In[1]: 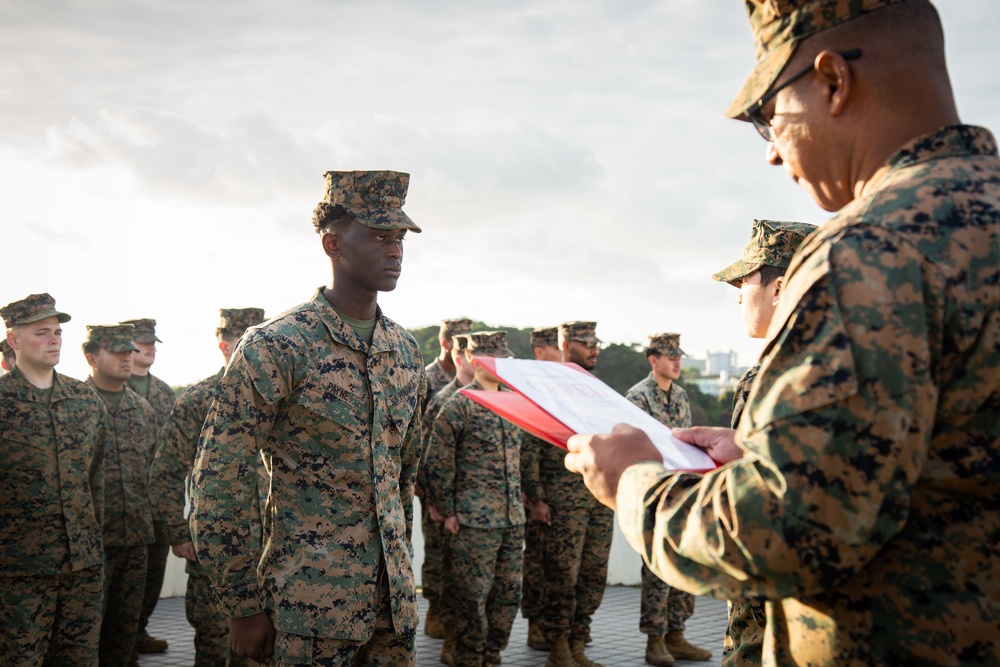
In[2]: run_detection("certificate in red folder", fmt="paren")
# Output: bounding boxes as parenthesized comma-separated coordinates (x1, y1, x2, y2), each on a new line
(460, 358, 717, 473)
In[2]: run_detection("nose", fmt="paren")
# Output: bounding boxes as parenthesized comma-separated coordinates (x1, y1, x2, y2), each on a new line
(766, 141, 783, 166)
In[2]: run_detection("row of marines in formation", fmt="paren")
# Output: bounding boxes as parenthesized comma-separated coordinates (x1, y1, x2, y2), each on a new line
(0, 215, 810, 667)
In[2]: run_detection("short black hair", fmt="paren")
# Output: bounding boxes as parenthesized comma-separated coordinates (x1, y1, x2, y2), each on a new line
(82, 341, 101, 356)
(215, 329, 241, 342)
(643, 347, 660, 359)
(312, 202, 355, 234)
(757, 264, 787, 287)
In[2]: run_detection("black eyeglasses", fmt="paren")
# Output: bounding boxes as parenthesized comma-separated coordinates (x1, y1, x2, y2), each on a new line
(745, 49, 862, 142)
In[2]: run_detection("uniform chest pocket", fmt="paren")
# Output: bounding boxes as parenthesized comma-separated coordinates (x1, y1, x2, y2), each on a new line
(381, 379, 417, 436)
(295, 371, 367, 435)
(1, 424, 50, 450)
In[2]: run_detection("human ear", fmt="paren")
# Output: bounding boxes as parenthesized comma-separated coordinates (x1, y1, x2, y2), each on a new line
(322, 231, 342, 259)
(814, 50, 853, 117)
(772, 276, 785, 306)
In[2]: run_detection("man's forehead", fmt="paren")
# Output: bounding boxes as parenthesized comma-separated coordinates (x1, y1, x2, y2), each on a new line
(19, 316, 63, 330)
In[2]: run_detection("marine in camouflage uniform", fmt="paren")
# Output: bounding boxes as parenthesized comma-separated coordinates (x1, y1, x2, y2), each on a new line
(190, 170, 426, 666)
(0, 294, 107, 667)
(417, 332, 473, 642)
(520, 326, 561, 651)
(148, 308, 265, 667)
(121, 317, 176, 657)
(424, 331, 525, 667)
(606, 2, 1000, 665)
(712, 220, 815, 666)
(625, 333, 712, 665)
(82, 324, 157, 666)
(423, 318, 473, 407)
(530, 321, 612, 667)
(418, 318, 472, 639)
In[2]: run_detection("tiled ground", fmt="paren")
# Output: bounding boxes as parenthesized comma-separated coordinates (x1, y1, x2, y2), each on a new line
(140, 587, 727, 666)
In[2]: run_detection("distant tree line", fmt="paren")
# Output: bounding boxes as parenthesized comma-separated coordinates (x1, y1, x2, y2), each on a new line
(410, 323, 732, 426)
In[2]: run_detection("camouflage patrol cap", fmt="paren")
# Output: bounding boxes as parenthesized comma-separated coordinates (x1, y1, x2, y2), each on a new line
(85, 324, 140, 353)
(1, 338, 14, 360)
(725, 0, 906, 119)
(558, 321, 601, 347)
(1, 293, 71, 327)
(440, 318, 473, 339)
(530, 326, 559, 349)
(218, 308, 265, 336)
(119, 318, 161, 344)
(322, 170, 422, 233)
(452, 333, 471, 351)
(648, 332, 686, 358)
(713, 219, 817, 286)
(467, 331, 514, 358)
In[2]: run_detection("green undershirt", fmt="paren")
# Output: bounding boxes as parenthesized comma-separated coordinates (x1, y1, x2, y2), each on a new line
(96, 386, 124, 411)
(333, 306, 377, 347)
(129, 373, 150, 398)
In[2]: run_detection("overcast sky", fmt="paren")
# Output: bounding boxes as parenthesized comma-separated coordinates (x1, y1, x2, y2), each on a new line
(2, 1, 998, 387)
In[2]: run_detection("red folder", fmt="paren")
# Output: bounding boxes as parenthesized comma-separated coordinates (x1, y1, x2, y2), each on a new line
(460, 358, 593, 449)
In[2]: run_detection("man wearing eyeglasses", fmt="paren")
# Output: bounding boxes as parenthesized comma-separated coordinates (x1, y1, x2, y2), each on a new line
(565, 1, 999, 665)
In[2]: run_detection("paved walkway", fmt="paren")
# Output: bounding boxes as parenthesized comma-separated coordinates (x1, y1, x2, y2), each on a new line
(140, 587, 727, 666)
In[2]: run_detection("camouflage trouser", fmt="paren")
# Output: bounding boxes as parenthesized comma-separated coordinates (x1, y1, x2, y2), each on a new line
(520, 519, 547, 620)
(272, 572, 415, 667)
(540, 501, 613, 643)
(639, 563, 694, 634)
(436, 530, 455, 627)
(186, 561, 259, 667)
(722, 599, 765, 666)
(137, 535, 170, 640)
(0, 563, 104, 667)
(420, 502, 445, 607)
(101, 544, 148, 666)
(447, 523, 525, 667)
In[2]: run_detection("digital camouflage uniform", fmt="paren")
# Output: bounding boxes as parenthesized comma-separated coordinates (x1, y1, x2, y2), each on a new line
(520, 327, 559, 629)
(417, 331, 471, 636)
(424, 331, 525, 667)
(121, 317, 176, 649)
(193, 169, 425, 667)
(0, 294, 107, 667)
(618, 123, 1000, 664)
(713, 220, 815, 667)
(625, 334, 695, 640)
(530, 321, 613, 649)
(417, 318, 472, 632)
(148, 308, 265, 667)
(83, 324, 157, 667)
(191, 288, 425, 664)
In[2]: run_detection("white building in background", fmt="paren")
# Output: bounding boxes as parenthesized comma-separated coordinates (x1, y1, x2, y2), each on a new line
(706, 350, 739, 377)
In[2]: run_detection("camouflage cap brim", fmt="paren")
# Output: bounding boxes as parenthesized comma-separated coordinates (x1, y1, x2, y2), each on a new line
(133, 334, 162, 344)
(105, 341, 141, 353)
(355, 208, 423, 233)
(724, 39, 797, 120)
(713, 258, 763, 287)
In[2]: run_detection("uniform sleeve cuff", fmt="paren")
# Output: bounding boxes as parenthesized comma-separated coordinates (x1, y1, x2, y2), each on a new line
(217, 582, 265, 619)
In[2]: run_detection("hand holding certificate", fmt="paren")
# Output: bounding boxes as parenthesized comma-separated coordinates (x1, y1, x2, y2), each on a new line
(460, 358, 717, 473)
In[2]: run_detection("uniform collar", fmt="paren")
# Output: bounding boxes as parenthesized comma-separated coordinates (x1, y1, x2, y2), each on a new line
(867, 125, 998, 195)
(309, 287, 394, 356)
